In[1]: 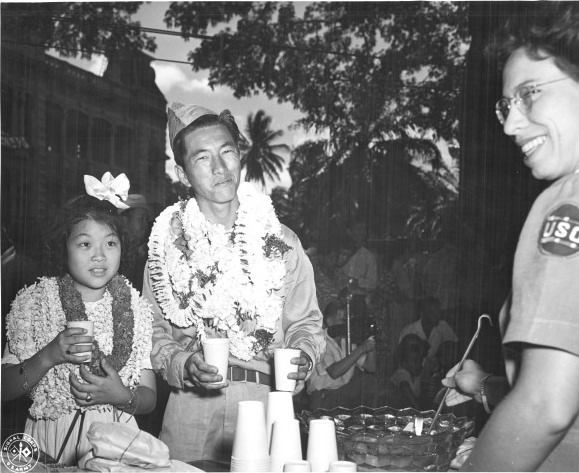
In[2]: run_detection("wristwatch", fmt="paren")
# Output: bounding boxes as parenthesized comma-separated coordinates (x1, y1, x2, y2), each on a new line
(480, 374, 493, 414)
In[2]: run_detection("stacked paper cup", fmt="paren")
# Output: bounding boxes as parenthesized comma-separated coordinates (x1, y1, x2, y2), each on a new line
(230, 401, 270, 472)
(266, 391, 295, 449)
(270, 419, 303, 471)
(231, 349, 316, 472)
(306, 419, 339, 472)
(283, 460, 312, 472)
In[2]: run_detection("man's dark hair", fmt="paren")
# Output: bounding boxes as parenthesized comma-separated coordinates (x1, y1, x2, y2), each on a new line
(172, 110, 242, 167)
(486, 2, 579, 81)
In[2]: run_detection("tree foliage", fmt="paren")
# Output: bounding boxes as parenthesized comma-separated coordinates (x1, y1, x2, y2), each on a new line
(269, 186, 301, 234)
(165, 1, 469, 149)
(241, 110, 288, 187)
(1, 2, 156, 59)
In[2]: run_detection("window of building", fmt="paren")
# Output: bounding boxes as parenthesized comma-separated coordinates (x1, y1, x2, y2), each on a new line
(66, 110, 89, 160)
(92, 118, 112, 164)
(45, 102, 63, 153)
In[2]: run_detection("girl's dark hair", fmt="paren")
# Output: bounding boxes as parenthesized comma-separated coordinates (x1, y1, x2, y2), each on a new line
(43, 195, 123, 276)
(172, 110, 242, 167)
(485, 2, 579, 81)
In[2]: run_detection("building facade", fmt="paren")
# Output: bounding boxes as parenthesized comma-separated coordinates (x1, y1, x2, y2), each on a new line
(1, 41, 168, 253)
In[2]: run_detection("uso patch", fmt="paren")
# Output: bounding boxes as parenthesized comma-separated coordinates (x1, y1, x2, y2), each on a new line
(539, 203, 579, 257)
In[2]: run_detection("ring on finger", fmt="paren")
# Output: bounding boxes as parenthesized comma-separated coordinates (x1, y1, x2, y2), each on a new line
(86, 393, 92, 403)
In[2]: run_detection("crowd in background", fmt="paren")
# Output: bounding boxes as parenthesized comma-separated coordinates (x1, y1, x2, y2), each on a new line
(301, 218, 472, 414)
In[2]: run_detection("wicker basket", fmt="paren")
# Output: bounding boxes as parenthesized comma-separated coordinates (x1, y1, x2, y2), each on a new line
(296, 406, 474, 472)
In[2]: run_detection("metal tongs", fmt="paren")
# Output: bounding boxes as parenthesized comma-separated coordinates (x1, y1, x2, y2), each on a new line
(427, 314, 492, 434)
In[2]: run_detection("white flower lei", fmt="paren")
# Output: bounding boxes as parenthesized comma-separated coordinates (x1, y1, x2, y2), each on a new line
(4, 277, 153, 421)
(148, 182, 290, 360)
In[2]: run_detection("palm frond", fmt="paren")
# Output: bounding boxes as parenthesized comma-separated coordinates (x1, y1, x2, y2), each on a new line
(241, 109, 288, 186)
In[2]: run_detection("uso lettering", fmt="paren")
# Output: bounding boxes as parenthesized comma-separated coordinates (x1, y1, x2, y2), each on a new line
(540, 204, 579, 257)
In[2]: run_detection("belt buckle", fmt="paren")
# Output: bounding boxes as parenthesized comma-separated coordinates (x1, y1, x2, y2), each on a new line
(230, 367, 264, 384)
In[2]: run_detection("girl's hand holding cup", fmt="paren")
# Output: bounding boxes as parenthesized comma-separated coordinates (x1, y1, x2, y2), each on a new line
(69, 358, 130, 407)
(45, 325, 94, 366)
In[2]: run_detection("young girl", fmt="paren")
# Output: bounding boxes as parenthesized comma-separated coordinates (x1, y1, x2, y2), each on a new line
(1, 173, 156, 466)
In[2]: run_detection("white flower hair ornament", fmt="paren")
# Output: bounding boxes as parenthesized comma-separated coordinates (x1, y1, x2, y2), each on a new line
(84, 172, 130, 209)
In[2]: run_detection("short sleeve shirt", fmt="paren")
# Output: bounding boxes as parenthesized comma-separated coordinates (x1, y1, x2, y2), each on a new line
(306, 330, 365, 393)
(500, 172, 579, 471)
(398, 319, 458, 358)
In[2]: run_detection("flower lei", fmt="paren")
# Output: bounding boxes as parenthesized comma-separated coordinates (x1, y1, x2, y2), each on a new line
(148, 182, 292, 360)
(5, 277, 152, 420)
(57, 273, 134, 376)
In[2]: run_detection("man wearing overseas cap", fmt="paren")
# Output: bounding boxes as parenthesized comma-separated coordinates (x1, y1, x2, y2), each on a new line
(143, 103, 326, 462)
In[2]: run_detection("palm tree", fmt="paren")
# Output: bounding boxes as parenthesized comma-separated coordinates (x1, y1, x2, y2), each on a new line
(241, 110, 289, 188)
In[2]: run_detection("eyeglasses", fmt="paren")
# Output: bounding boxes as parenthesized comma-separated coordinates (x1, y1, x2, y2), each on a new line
(495, 77, 571, 125)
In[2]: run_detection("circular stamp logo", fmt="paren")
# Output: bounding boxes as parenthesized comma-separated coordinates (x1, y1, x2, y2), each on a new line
(1, 433, 39, 473)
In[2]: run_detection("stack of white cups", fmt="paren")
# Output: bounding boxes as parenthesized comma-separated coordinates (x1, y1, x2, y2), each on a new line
(230, 401, 270, 472)
(306, 419, 339, 472)
(283, 460, 312, 472)
(231, 349, 319, 472)
(268, 364, 304, 472)
(270, 419, 303, 472)
(266, 391, 295, 449)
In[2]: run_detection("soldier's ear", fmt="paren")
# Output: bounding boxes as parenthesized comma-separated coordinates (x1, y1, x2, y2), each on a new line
(175, 165, 191, 188)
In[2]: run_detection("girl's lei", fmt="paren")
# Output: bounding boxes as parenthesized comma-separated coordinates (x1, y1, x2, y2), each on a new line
(148, 183, 291, 360)
(57, 273, 134, 376)
(5, 276, 151, 420)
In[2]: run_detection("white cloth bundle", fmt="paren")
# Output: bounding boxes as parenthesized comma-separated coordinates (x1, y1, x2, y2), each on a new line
(78, 422, 200, 472)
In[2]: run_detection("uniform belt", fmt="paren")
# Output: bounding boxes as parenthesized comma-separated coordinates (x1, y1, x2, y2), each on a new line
(227, 366, 272, 386)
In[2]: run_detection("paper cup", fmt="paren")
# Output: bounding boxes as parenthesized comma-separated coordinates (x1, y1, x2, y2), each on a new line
(231, 401, 269, 462)
(274, 348, 301, 391)
(329, 461, 357, 472)
(307, 419, 338, 472)
(266, 391, 295, 449)
(230, 457, 270, 472)
(283, 460, 312, 472)
(67, 321, 94, 362)
(202, 337, 229, 384)
(270, 419, 303, 472)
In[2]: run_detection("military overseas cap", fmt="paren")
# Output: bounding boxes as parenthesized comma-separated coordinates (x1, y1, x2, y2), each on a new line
(167, 102, 217, 150)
